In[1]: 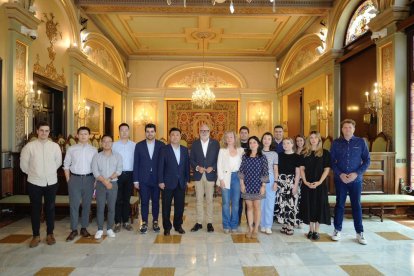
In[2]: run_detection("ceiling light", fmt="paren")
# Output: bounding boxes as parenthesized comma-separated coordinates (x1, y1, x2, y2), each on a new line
(229, 1, 235, 14)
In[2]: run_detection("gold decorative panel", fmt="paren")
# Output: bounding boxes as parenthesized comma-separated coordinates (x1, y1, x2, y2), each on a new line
(380, 43, 393, 142)
(166, 68, 240, 89)
(284, 43, 320, 83)
(15, 40, 27, 149)
(33, 13, 66, 84)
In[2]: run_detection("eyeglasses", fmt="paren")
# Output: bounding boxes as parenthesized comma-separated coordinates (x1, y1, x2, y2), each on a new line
(200, 130, 210, 133)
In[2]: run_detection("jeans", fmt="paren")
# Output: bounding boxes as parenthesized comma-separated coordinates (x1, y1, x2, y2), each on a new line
(221, 172, 240, 230)
(334, 179, 363, 233)
(27, 182, 58, 236)
(260, 174, 275, 229)
(96, 181, 118, 230)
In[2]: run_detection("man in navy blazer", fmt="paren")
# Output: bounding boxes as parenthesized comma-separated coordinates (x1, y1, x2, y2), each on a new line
(158, 127, 190, 236)
(133, 123, 164, 234)
(190, 124, 220, 233)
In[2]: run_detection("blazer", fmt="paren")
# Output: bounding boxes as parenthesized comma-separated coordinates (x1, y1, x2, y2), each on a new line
(133, 139, 164, 186)
(158, 144, 190, 190)
(216, 147, 245, 189)
(190, 139, 220, 181)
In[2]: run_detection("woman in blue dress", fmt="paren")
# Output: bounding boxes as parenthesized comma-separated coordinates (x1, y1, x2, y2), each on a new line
(239, 136, 269, 239)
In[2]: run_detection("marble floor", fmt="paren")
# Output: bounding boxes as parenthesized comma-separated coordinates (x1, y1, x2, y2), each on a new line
(1, 196, 414, 276)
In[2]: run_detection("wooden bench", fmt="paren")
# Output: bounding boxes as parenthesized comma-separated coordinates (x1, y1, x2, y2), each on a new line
(328, 194, 414, 222)
(0, 195, 140, 223)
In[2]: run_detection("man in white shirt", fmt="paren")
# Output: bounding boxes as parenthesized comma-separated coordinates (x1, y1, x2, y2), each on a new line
(112, 123, 136, 232)
(20, 121, 62, 248)
(63, 126, 97, 241)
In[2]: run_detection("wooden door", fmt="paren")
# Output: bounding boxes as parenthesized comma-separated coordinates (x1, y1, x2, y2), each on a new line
(287, 89, 303, 137)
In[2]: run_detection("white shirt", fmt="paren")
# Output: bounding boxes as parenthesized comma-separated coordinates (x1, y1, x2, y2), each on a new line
(147, 140, 155, 159)
(172, 144, 181, 164)
(20, 139, 62, 187)
(63, 143, 97, 175)
(201, 138, 209, 158)
(112, 139, 136, 171)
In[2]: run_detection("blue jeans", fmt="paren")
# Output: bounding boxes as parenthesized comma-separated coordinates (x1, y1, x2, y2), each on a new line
(222, 172, 240, 230)
(260, 174, 275, 229)
(334, 179, 363, 233)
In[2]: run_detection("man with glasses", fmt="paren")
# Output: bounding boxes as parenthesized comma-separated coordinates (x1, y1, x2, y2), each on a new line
(190, 124, 220, 232)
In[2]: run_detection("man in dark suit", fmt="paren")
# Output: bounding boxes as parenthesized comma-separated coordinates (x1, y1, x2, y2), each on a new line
(158, 127, 190, 236)
(133, 123, 164, 234)
(190, 124, 220, 233)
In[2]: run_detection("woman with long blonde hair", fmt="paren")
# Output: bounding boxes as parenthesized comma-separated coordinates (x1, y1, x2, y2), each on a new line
(216, 131, 245, 233)
(299, 131, 331, 240)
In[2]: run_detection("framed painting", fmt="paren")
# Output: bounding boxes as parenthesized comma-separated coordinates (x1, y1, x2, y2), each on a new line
(309, 100, 320, 132)
(85, 99, 100, 134)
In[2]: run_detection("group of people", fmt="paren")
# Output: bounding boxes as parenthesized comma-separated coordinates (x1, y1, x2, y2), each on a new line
(20, 118, 370, 248)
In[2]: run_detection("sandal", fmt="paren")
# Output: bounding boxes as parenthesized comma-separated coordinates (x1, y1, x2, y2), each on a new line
(280, 225, 287, 234)
(285, 228, 294, 236)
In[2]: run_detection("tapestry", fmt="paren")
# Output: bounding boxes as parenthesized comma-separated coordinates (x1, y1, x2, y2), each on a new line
(167, 100, 238, 147)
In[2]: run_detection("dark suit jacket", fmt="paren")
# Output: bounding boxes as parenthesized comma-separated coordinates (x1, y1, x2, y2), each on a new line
(158, 144, 190, 190)
(133, 139, 164, 186)
(190, 139, 220, 181)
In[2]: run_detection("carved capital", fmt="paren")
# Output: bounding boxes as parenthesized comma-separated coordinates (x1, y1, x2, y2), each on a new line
(369, 5, 410, 32)
(4, 3, 41, 31)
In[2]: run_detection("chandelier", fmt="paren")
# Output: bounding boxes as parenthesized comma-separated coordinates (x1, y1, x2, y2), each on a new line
(364, 82, 390, 115)
(166, 0, 276, 14)
(191, 33, 216, 109)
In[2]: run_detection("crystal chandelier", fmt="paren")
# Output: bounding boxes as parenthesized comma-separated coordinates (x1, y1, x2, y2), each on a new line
(191, 33, 216, 109)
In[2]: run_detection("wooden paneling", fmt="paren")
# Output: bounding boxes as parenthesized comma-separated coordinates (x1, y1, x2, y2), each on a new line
(340, 45, 377, 139)
(328, 152, 396, 194)
(1, 168, 13, 196)
(287, 89, 303, 137)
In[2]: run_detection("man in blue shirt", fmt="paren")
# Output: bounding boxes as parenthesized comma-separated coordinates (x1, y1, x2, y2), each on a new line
(273, 125, 284, 154)
(330, 119, 370, 245)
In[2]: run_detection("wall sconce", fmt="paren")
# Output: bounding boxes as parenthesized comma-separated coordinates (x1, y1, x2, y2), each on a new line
(249, 108, 267, 129)
(17, 80, 43, 138)
(363, 82, 390, 116)
(74, 99, 90, 127)
(316, 102, 332, 121)
(135, 108, 153, 126)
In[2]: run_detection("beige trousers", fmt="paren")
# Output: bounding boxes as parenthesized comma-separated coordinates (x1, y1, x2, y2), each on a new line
(195, 173, 215, 224)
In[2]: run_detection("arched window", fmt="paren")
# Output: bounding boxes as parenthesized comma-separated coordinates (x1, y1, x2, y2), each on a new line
(345, 0, 378, 45)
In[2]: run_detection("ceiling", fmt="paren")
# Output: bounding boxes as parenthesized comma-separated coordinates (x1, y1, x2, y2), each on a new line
(78, 0, 333, 58)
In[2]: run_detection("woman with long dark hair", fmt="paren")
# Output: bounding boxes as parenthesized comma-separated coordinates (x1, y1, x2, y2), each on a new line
(239, 136, 269, 238)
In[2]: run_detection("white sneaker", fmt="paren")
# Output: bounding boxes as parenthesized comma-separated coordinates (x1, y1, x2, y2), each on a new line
(265, 228, 272, 234)
(331, 229, 341, 241)
(94, 230, 103, 240)
(357, 232, 367, 245)
(260, 227, 266, 233)
(107, 229, 116, 238)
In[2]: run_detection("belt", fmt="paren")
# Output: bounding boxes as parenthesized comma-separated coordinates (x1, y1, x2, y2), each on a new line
(71, 173, 93, 177)
(122, 171, 133, 174)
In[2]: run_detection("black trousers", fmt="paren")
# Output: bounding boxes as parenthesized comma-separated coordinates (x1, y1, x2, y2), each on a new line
(162, 185, 185, 231)
(115, 171, 133, 224)
(27, 182, 59, 236)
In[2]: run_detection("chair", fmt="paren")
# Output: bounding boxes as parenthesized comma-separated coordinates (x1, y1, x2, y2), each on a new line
(362, 137, 370, 151)
(371, 132, 390, 152)
(322, 136, 332, 151)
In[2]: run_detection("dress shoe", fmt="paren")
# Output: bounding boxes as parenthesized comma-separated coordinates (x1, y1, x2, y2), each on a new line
(175, 227, 186, 234)
(153, 221, 160, 232)
(123, 223, 133, 231)
(164, 229, 171, 236)
(29, 236, 40, 248)
(312, 232, 320, 240)
(80, 228, 91, 238)
(191, 223, 202, 232)
(113, 223, 121, 233)
(207, 223, 214, 233)
(66, 230, 78, 242)
(46, 234, 56, 245)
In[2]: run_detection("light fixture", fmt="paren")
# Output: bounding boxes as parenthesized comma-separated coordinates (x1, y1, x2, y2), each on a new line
(229, 0, 235, 14)
(316, 102, 332, 121)
(191, 33, 216, 109)
(74, 99, 90, 127)
(249, 108, 267, 129)
(17, 80, 43, 138)
(363, 82, 390, 116)
(168, 0, 276, 14)
(136, 108, 153, 126)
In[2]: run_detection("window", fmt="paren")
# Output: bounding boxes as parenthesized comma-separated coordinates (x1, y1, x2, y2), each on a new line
(345, 0, 378, 45)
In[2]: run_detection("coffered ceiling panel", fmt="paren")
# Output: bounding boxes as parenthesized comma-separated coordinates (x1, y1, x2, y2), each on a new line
(80, 0, 333, 58)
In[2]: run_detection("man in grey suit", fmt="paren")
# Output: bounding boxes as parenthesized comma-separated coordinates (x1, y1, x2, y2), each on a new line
(190, 124, 220, 232)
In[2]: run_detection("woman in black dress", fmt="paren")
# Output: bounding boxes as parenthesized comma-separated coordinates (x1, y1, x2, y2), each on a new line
(299, 131, 331, 240)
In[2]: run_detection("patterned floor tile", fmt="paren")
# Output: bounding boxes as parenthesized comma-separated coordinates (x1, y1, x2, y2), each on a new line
(140, 267, 175, 276)
(34, 267, 75, 276)
(154, 234, 182, 244)
(232, 234, 259, 243)
(0, 234, 32, 243)
(74, 235, 107, 244)
(242, 266, 278, 276)
(340, 264, 384, 276)
(375, 232, 412, 240)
